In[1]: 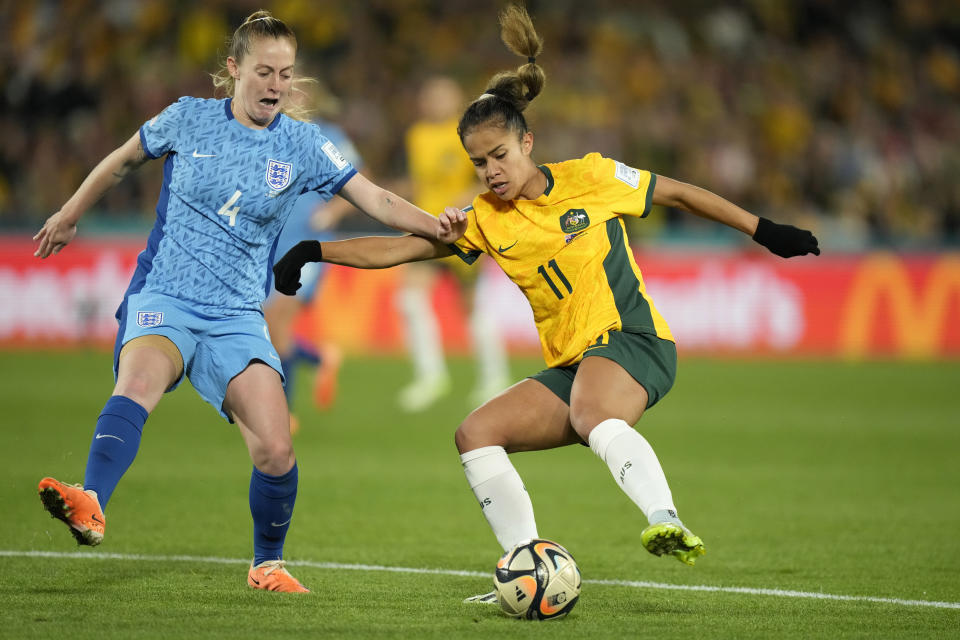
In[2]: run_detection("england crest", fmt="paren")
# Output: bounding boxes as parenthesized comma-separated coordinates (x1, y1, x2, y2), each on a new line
(137, 311, 164, 327)
(265, 159, 293, 191)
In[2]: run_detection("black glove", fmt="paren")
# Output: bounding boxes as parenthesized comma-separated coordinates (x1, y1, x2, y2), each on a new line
(752, 217, 820, 258)
(272, 240, 323, 295)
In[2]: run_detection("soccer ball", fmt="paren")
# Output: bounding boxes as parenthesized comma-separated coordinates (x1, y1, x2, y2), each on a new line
(493, 538, 581, 620)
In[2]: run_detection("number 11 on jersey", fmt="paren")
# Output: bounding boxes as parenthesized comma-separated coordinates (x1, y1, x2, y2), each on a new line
(217, 190, 242, 227)
(538, 259, 573, 300)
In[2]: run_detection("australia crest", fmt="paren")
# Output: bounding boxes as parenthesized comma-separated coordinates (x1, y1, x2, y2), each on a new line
(559, 208, 590, 234)
(265, 159, 293, 191)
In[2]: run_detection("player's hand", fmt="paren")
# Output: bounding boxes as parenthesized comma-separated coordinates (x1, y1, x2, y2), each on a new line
(437, 207, 467, 244)
(752, 217, 820, 258)
(272, 240, 323, 295)
(33, 209, 78, 259)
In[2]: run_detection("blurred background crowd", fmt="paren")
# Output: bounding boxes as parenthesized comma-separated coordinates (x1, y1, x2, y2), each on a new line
(2, 0, 959, 249)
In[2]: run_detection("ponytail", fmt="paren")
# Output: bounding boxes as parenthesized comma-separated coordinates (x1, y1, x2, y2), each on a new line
(457, 4, 546, 140)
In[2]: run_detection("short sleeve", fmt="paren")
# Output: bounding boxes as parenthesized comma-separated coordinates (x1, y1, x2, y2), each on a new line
(448, 205, 483, 265)
(139, 97, 193, 159)
(303, 131, 357, 199)
(600, 156, 657, 219)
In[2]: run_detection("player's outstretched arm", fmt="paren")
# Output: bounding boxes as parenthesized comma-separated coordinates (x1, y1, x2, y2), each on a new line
(652, 175, 820, 258)
(337, 173, 467, 244)
(34, 131, 150, 258)
(272, 234, 454, 296)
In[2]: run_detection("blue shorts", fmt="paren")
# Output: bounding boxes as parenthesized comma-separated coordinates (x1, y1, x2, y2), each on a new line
(115, 292, 284, 421)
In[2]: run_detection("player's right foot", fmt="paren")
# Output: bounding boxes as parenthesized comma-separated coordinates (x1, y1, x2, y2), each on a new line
(463, 590, 498, 604)
(38, 477, 105, 546)
(247, 560, 310, 593)
(641, 522, 705, 566)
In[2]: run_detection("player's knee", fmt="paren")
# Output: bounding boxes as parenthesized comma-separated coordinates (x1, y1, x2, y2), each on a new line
(455, 411, 503, 454)
(113, 371, 167, 410)
(568, 407, 608, 442)
(252, 440, 295, 475)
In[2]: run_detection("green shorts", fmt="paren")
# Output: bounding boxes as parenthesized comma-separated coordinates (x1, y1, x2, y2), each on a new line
(530, 330, 677, 409)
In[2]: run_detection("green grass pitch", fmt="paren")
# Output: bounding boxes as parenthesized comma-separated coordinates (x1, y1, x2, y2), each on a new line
(2, 350, 958, 638)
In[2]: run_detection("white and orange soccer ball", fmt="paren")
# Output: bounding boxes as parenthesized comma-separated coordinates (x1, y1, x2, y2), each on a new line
(493, 538, 581, 620)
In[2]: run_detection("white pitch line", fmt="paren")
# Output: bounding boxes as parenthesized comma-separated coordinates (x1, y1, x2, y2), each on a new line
(3, 550, 959, 610)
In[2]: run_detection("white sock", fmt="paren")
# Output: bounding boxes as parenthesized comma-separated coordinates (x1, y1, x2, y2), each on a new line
(469, 292, 509, 390)
(460, 446, 538, 551)
(396, 287, 447, 381)
(588, 418, 677, 522)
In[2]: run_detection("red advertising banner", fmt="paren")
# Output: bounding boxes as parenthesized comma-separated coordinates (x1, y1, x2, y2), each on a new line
(2, 235, 958, 358)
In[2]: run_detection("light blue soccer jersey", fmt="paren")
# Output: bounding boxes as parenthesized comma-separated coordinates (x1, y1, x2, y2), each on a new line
(273, 120, 363, 259)
(126, 97, 357, 314)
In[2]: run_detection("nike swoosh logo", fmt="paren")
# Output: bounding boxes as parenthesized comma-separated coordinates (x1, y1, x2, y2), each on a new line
(192, 149, 216, 158)
(95, 433, 125, 443)
(250, 577, 260, 585)
(91, 513, 104, 524)
(497, 240, 519, 253)
(270, 518, 292, 527)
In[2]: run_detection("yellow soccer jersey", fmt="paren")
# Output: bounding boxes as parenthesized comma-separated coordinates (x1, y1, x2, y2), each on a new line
(450, 152, 674, 368)
(405, 117, 477, 214)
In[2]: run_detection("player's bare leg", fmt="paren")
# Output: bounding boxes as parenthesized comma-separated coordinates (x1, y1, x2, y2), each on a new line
(39, 337, 180, 546)
(456, 379, 578, 602)
(227, 363, 308, 592)
(570, 356, 704, 565)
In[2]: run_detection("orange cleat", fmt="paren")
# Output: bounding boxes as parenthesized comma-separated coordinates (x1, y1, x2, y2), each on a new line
(312, 344, 342, 410)
(38, 477, 105, 546)
(247, 560, 310, 593)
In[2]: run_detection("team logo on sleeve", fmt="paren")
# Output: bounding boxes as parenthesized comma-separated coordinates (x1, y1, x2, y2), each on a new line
(137, 311, 164, 327)
(614, 161, 641, 188)
(321, 140, 349, 170)
(559, 209, 590, 233)
(266, 159, 293, 191)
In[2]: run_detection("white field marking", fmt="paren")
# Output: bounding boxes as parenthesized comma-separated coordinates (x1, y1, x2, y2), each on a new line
(3, 550, 960, 610)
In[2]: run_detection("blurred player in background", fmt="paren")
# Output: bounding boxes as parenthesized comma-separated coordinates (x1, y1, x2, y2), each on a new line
(33, 10, 462, 593)
(396, 75, 510, 412)
(274, 4, 819, 602)
(264, 83, 362, 432)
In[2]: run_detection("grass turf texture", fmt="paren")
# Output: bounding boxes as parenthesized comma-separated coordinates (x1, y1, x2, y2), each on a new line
(2, 350, 958, 638)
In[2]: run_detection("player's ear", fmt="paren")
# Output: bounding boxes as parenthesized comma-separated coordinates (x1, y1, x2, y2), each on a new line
(227, 57, 240, 79)
(521, 131, 534, 156)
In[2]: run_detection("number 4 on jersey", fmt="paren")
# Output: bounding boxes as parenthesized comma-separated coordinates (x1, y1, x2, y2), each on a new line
(217, 190, 242, 227)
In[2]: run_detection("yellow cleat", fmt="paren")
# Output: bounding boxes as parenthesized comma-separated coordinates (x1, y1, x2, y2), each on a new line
(38, 477, 105, 546)
(247, 560, 310, 593)
(641, 522, 705, 566)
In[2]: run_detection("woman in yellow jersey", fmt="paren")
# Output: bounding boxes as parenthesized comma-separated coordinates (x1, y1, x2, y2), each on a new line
(395, 76, 510, 412)
(274, 4, 819, 599)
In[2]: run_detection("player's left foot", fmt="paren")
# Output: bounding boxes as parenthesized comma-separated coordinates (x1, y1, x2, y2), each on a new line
(641, 522, 705, 566)
(247, 560, 310, 593)
(463, 590, 498, 604)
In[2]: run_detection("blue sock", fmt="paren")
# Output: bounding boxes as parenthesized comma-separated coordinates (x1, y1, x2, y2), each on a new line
(84, 395, 148, 510)
(250, 462, 298, 566)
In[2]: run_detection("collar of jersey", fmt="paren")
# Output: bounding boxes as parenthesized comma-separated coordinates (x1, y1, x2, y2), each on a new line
(224, 98, 283, 132)
(538, 165, 554, 197)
